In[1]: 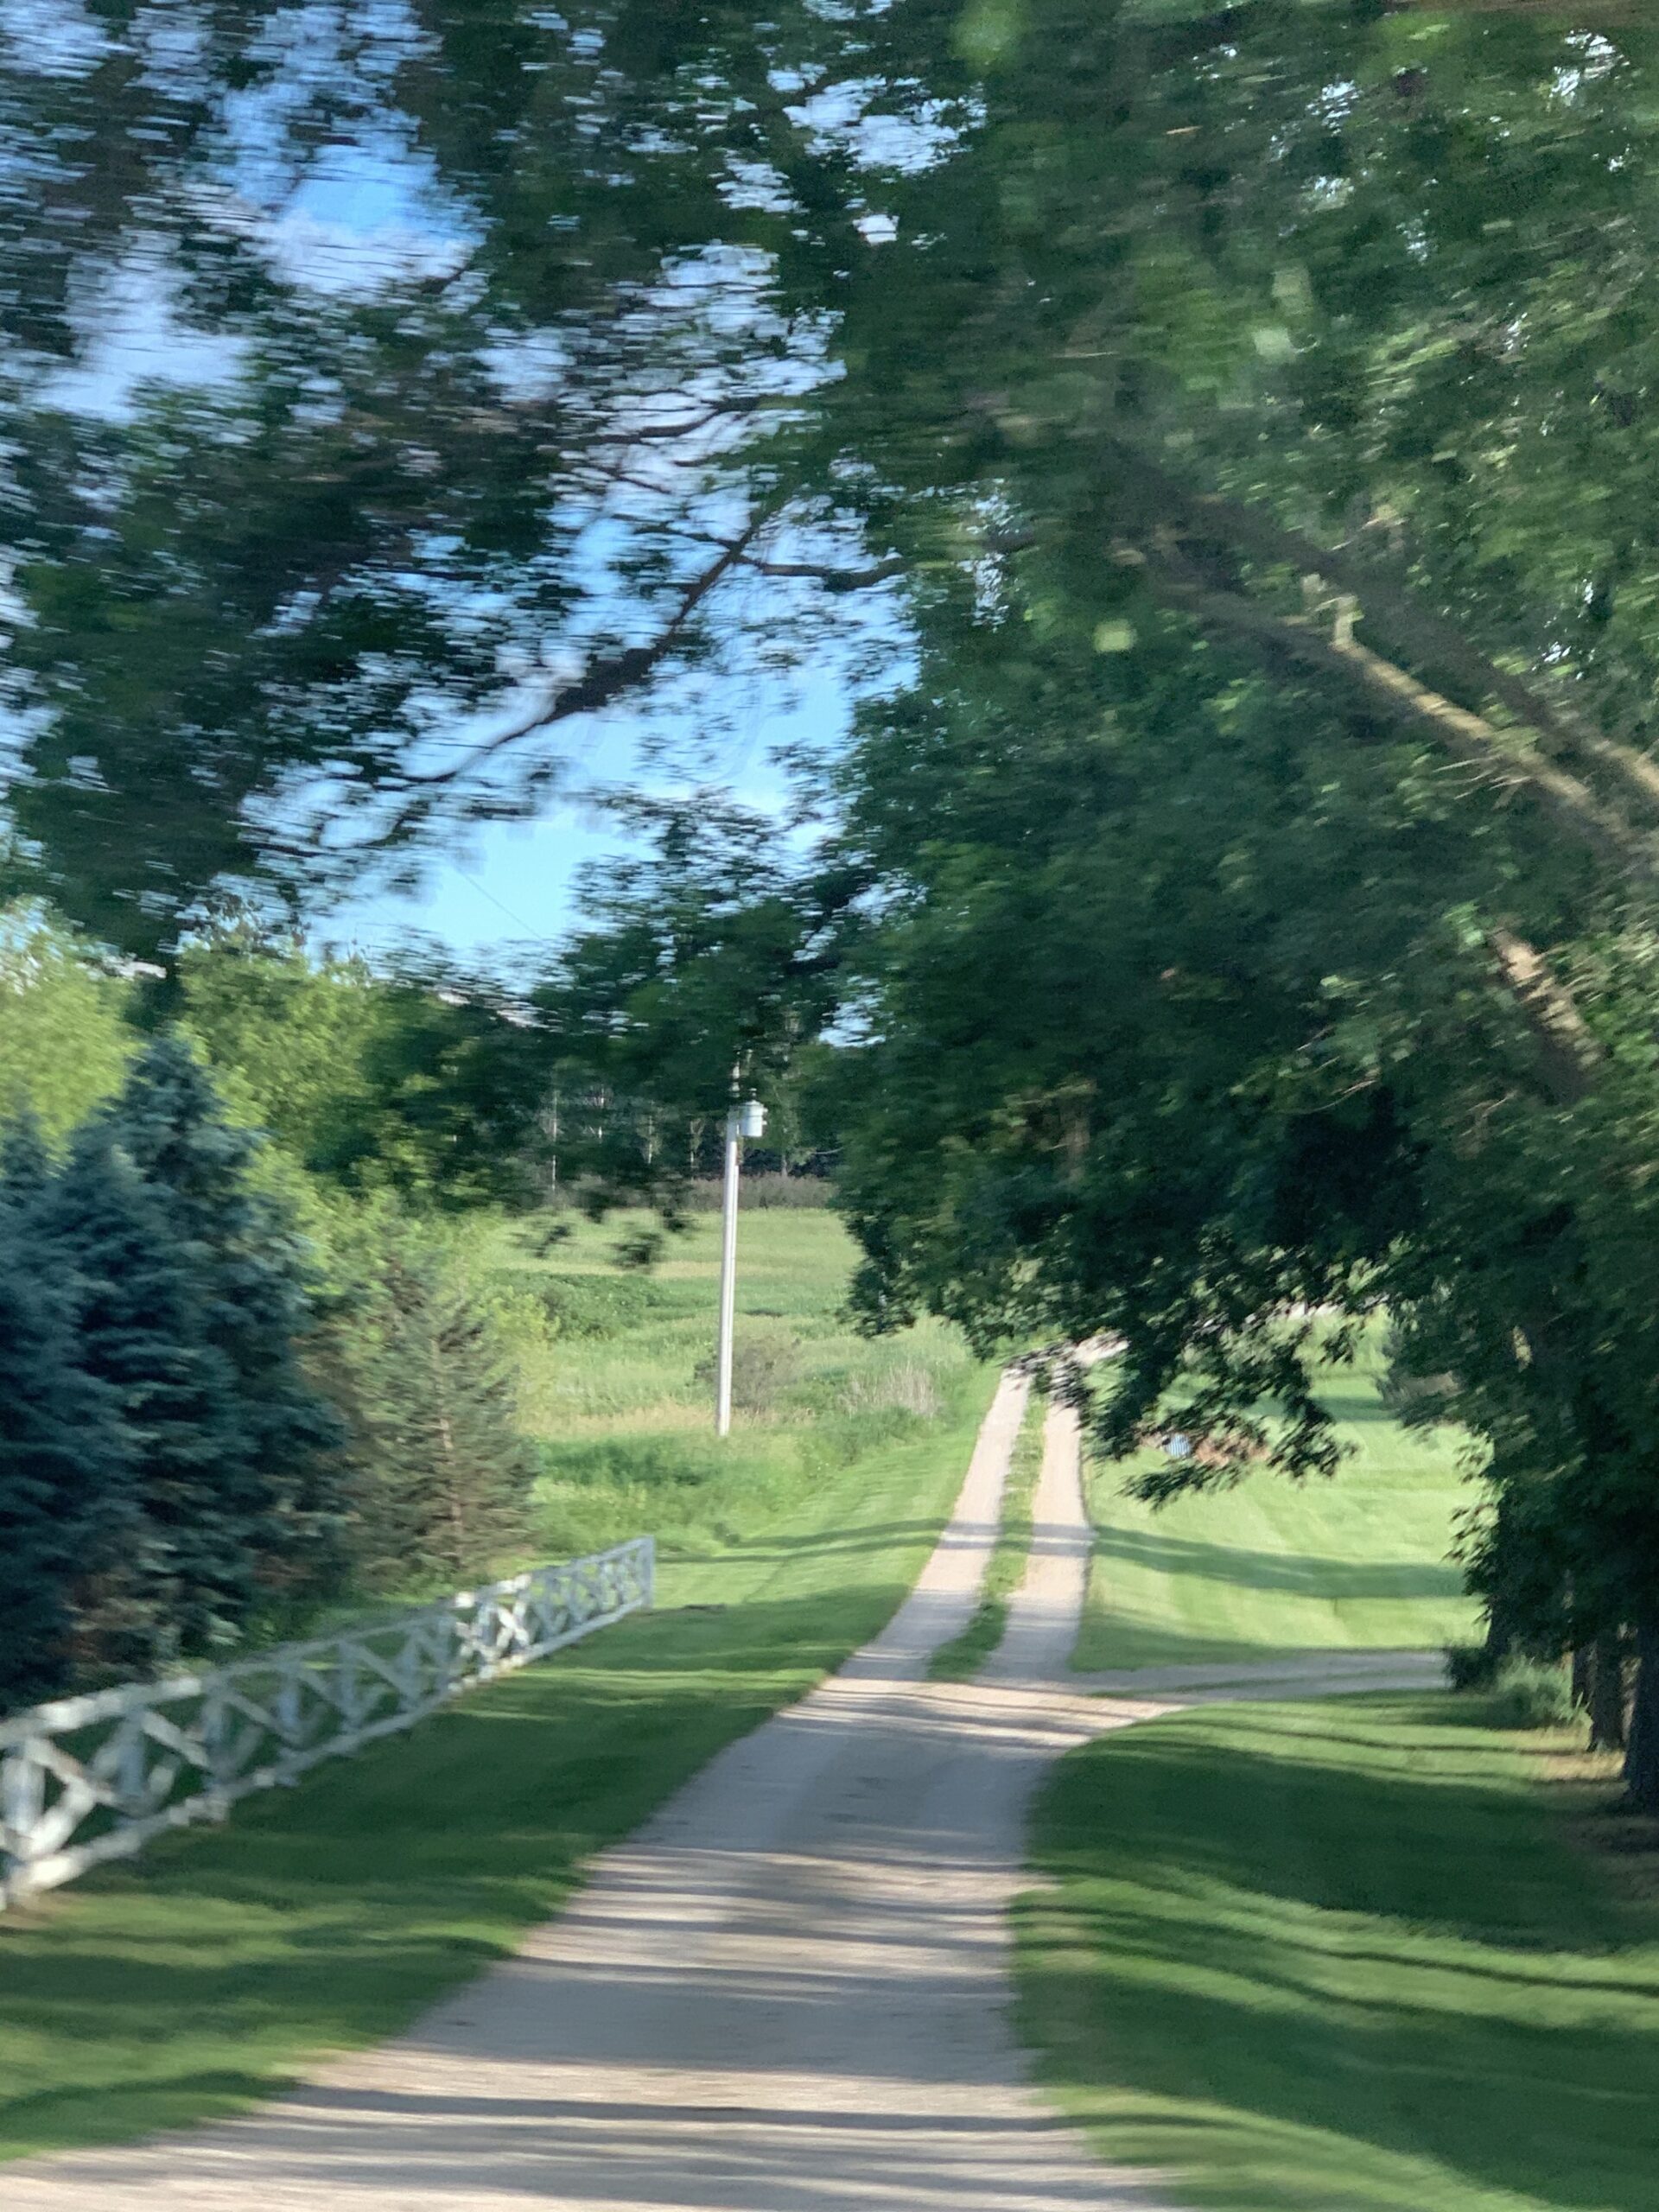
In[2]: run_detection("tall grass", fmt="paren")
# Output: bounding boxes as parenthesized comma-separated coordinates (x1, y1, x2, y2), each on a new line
(470, 1210, 980, 1564)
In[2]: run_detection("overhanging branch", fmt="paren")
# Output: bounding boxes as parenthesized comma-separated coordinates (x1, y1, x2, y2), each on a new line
(397, 514, 774, 817)
(1105, 439, 1659, 824)
(1125, 537, 1652, 880)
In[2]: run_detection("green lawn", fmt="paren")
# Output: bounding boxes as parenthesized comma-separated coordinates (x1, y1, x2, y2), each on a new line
(0, 1210, 990, 2162)
(1074, 1355, 1476, 1670)
(1017, 1696, 1659, 2212)
(930, 1380, 1043, 1680)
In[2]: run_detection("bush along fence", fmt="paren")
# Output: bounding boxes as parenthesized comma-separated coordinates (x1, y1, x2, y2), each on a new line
(0, 1537, 654, 1910)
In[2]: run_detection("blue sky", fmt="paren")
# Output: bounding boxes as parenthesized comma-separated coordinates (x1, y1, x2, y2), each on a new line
(10, 18, 893, 969)
(323, 662, 844, 963)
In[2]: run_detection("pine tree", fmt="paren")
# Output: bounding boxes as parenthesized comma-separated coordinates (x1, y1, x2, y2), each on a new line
(0, 1185, 133, 1710)
(1, 1109, 56, 1211)
(94, 1036, 346, 1648)
(349, 1246, 534, 1591)
(42, 1123, 232, 1669)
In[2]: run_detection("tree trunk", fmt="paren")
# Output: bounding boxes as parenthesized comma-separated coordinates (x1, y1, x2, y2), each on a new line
(1482, 1590, 1517, 1669)
(1622, 1622, 1659, 1812)
(1588, 1630, 1629, 1753)
(1572, 1643, 1592, 1712)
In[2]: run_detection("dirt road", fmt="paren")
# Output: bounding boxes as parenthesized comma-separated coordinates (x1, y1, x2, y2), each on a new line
(6, 1372, 1429, 2210)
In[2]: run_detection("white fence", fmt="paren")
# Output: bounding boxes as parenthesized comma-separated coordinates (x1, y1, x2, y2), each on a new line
(0, 1536, 653, 1910)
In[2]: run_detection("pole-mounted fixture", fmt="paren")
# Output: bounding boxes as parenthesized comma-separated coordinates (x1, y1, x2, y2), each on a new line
(715, 1091, 767, 1436)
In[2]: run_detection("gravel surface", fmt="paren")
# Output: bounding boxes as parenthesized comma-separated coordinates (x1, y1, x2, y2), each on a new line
(8, 1370, 1433, 2209)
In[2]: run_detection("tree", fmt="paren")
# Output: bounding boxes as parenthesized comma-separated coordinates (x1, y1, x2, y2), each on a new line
(41, 1121, 240, 1669)
(178, 929, 554, 1209)
(340, 1240, 535, 1592)
(531, 796, 845, 1206)
(0, 1182, 136, 1710)
(0, 906, 133, 1138)
(95, 1035, 347, 1643)
(0, 0, 831, 956)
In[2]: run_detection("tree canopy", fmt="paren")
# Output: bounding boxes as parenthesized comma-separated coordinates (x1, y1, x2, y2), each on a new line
(16, 0, 1659, 1779)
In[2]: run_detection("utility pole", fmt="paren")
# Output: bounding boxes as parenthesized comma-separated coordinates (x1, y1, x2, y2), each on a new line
(715, 1084, 766, 1437)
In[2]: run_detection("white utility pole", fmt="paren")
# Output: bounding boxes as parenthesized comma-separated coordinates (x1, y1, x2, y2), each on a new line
(715, 1090, 766, 1437)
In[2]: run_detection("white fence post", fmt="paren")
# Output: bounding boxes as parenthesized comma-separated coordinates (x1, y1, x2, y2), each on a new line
(0, 1536, 654, 1912)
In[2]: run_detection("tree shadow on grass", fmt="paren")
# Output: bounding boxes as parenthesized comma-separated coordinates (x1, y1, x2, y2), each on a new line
(669, 1518, 947, 1565)
(1021, 1700, 1659, 2212)
(1090, 1526, 1464, 1602)
(0, 1581, 918, 2164)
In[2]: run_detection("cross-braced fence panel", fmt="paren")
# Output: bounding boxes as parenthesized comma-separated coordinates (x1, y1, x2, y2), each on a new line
(0, 1535, 653, 1909)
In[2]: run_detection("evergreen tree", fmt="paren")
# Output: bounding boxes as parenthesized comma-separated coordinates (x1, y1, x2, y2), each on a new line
(348, 1245, 534, 1592)
(43, 1123, 234, 1669)
(0, 1185, 132, 1710)
(95, 1037, 347, 1646)
(0, 1109, 56, 1212)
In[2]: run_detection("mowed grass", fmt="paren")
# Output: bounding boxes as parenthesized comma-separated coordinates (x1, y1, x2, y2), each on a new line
(1018, 1696, 1659, 2212)
(929, 1381, 1043, 1681)
(0, 1209, 991, 2162)
(1074, 1348, 1476, 1670)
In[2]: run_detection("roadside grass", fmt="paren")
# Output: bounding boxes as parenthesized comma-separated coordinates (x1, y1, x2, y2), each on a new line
(0, 1211, 990, 2163)
(484, 1209, 974, 1563)
(1074, 1343, 1476, 1669)
(929, 1382, 1044, 1680)
(1018, 1695, 1659, 2212)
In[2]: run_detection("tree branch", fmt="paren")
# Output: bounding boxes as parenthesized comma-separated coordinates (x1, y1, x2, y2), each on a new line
(1105, 439, 1659, 823)
(744, 555, 910, 592)
(1487, 929, 1604, 1109)
(1125, 537, 1653, 880)
(743, 529, 1033, 595)
(1122, 536, 1616, 1114)
(399, 516, 773, 808)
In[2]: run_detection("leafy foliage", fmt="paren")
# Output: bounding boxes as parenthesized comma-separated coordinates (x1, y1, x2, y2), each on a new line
(0, 906, 134, 1137)
(179, 931, 553, 1208)
(530, 797, 844, 1205)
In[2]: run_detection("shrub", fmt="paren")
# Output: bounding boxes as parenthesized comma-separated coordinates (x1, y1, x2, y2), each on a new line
(837, 1360, 943, 1420)
(338, 1240, 535, 1592)
(692, 1333, 805, 1413)
(1485, 1659, 1577, 1731)
(1445, 1640, 1501, 1692)
(683, 1173, 836, 1210)
(493, 1269, 669, 1340)
(1376, 1322, 1456, 1426)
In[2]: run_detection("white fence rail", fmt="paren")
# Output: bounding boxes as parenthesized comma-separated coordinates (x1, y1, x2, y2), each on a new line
(0, 1535, 653, 1910)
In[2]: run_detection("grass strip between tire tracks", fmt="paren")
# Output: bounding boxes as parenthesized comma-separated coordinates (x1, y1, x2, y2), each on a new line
(929, 1383, 1043, 1681)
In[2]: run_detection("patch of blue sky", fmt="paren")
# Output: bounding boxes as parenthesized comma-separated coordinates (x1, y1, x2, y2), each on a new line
(0, 0, 107, 78)
(257, 136, 479, 294)
(326, 652, 855, 963)
(35, 248, 247, 421)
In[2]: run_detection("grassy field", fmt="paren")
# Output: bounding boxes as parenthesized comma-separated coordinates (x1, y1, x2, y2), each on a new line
(0, 1209, 990, 2163)
(485, 1207, 975, 1563)
(1017, 1695, 1659, 2212)
(929, 1381, 1043, 1680)
(1073, 1348, 1477, 1670)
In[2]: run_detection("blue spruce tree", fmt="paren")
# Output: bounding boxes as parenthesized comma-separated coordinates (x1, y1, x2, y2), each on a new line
(0, 1179, 134, 1709)
(93, 1037, 346, 1649)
